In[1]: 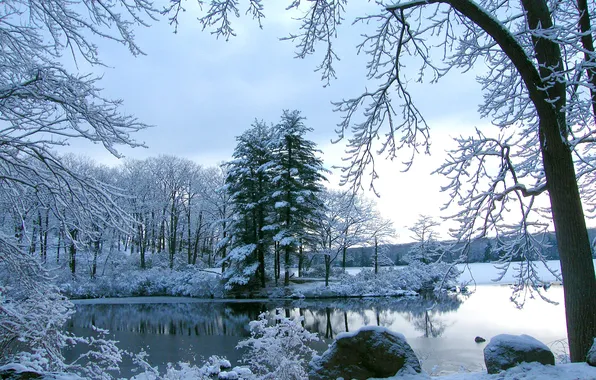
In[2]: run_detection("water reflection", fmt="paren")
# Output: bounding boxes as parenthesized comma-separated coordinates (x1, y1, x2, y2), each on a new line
(65, 286, 567, 377)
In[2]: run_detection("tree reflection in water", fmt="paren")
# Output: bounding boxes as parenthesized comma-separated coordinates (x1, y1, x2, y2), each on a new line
(65, 293, 465, 376)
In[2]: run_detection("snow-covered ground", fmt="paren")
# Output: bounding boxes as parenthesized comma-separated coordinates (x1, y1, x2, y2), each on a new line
(305, 259, 596, 286)
(455, 260, 580, 285)
(4, 356, 596, 380)
(393, 362, 596, 379)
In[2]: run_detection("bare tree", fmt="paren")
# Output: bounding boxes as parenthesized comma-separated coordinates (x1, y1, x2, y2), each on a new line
(408, 215, 443, 264)
(0, 0, 155, 373)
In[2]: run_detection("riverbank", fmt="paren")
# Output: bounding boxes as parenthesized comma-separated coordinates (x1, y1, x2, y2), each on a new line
(59, 262, 459, 300)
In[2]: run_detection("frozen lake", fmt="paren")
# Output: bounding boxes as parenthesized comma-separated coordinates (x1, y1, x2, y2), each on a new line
(65, 284, 568, 377)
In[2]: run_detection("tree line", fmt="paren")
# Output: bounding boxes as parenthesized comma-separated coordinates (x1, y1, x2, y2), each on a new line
(0, 110, 398, 291)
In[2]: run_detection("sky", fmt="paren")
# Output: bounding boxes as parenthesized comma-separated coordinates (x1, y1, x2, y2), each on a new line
(62, 1, 509, 243)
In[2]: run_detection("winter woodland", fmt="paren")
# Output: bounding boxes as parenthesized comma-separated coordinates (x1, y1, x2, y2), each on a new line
(1, 0, 596, 379)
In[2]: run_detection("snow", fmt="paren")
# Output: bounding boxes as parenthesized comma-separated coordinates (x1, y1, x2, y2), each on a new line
(293, 260, 596, 287)
(456, 260, 580, 285)
(386, 362, 596, 380)
(488, 334, 550, 352)
(336, 325, 407, 342)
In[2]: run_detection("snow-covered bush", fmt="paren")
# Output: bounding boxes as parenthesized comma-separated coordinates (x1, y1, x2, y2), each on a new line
(130, 355, 240, 380)
(301, 262, 460, 298)
(0, 247, 123, 378)
(236, 309, 320, 380)
(59, 266, 224, 299)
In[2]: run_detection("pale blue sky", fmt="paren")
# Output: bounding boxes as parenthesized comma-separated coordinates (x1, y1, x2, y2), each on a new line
(62, 1, 500, 242)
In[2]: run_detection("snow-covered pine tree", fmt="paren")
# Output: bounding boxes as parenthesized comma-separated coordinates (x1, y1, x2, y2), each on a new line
(269, 110, 327, 286)
(224, 121, 275, 290)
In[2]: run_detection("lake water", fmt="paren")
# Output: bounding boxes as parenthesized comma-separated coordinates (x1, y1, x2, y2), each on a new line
(65, 284, 567, 377)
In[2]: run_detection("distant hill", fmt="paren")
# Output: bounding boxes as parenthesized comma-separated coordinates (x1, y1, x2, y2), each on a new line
(337, 228, 596, 267)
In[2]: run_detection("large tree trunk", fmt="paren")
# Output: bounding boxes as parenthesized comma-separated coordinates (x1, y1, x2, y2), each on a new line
(522, 0, 596, 362)
(541, 119, 596, 361)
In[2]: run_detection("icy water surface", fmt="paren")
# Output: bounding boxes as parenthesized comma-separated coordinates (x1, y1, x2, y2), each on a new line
(65, 285, 566, 377)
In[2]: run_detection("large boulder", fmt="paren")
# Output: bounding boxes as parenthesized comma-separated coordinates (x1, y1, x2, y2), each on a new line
(483, 334, 555, 374)
(309, 326, 421, 380)
(587, 338, 596, 366)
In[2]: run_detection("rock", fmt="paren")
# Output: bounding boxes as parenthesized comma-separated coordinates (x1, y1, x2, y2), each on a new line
(0, 369, 42, 379)
(484, 334, 555, 374)
(475, 336, 486, 343)
(309, 326, 421, 380)
(587, 338, 596, 366)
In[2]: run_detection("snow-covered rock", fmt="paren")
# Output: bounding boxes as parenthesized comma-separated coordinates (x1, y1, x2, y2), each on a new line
(0, 364, 42, 379)
(587, 338, 596, 366)
(309, 326, 421, 379)
(483, 334, 555, 374)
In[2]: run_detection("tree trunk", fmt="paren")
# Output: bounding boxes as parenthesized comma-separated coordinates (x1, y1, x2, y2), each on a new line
(274, 242, 281, 286)
(91, 239, 100, 279)
(29, 216, 38, 255)
(577, 0, 596, 121)
(56, 227, 62, 263)
(284, 245, 290, 286)
(522, 0, 596, 362)
(169, 197, 178, 270)
(540, 116, 596, 361)
(221, 219, 227, 273)
(325, 255, 330, 287)
(374, 237, 379, 275)
(192, 212, 203, 265)
(298, 241, 303, 278)
(41, 209, 48, 263)
(69, 229, 78, 275)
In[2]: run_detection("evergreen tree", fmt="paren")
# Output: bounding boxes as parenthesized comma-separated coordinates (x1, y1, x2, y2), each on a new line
(269, 110, 327, 286)
(224, 121, 274, 290)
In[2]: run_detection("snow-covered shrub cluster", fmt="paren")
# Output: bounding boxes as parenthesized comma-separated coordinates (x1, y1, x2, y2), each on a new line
(300, 265, 344, 278)
(130, 354, 251, 380)
(300, 262, 460, 298)
(0, 252, 125, 378)
(128, 310, 318, 380)
(59, 266, 223, 299)
(235, 309, 319, 380)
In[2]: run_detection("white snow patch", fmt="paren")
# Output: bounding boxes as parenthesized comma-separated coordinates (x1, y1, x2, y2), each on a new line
(383, 362, 596, 379)
(336, 325, 406, 342)
(489, 334, 550, 352)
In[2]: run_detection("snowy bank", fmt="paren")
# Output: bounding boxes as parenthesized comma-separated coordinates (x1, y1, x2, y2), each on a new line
(391, 362, 596, 380)
(288, 262, 460, 299)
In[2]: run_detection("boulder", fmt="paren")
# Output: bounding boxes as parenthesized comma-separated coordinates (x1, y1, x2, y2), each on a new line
(0, 369, 42, 379)
(587, 338, 596, 366)
(309, 326, 421, 380)
(483, 334, 555, 374)
(475, 336, 486, 343)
